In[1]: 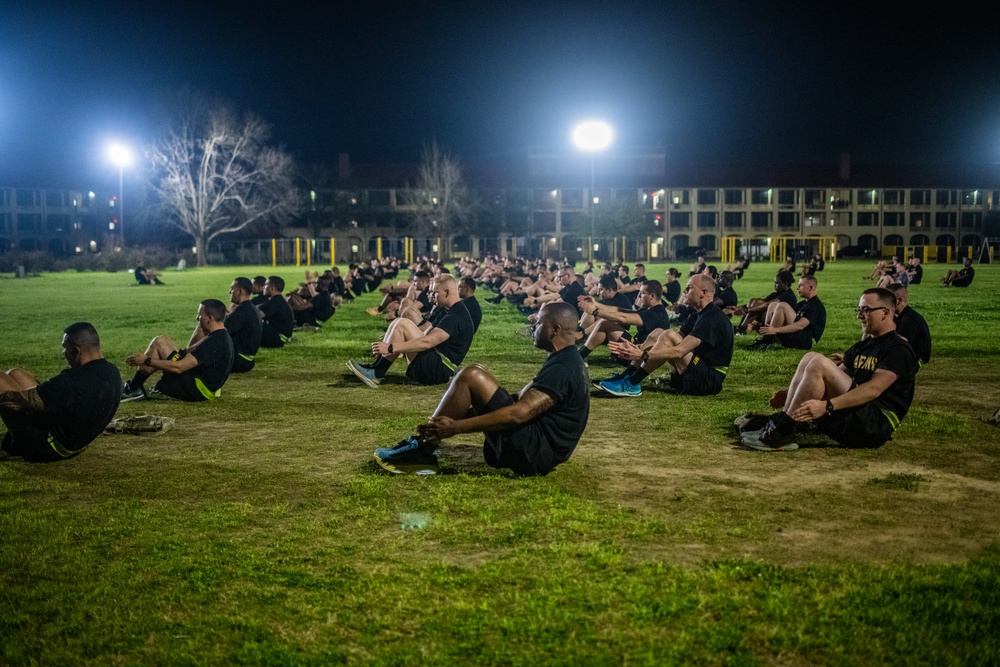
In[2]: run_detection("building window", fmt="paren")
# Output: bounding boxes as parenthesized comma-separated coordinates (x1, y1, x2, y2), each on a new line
(724, 189, 743, 206)
(16, 189, 37, 207)
(697, 189, 717, 206)
(857, 189, 879, 206)
(909, 190, 931, 206)
(777, 190, 797, 208)
(935, 190, 958, 206)
(962, 211, 981, 228)
(935, 212, 957, 228)
(46, 214, 71, 232)
(883, 190, 904, 206)
(750, 212, 771, 228)
(616, 190, 638, 206)
(777, 212, 798, 228)
(561, 189, 583, 208)
(857, 212, 879, 227)
(750, 189, 773, 206)
(45, 191, 66, 208)
(909, 213, 929, 229)
(804, 190, 825, 208)
(669, 190, 690, 207)
(724, 212, 744, 228)
(697, 212, 717, 228)
(17, 214, 41, 232)
(961, 190, 980, 206)
(368, 190, 391, 206)
(0, 213, 11, 233)
(883, 212, 904, 227)
(669, 212, 691, 228)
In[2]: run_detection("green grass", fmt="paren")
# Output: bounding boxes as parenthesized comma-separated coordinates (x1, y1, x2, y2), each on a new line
(2, 259, 1000, 665)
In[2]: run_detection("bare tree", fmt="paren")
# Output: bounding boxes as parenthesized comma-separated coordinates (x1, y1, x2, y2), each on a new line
(145, 102, 299, 265)
(400, 142, 470, 259)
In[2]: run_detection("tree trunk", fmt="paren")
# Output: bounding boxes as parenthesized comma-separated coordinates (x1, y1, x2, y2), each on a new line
(196, 235, 209, 266)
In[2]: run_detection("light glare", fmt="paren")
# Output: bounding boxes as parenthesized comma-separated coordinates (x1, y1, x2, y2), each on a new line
(572, 121, 613, 151)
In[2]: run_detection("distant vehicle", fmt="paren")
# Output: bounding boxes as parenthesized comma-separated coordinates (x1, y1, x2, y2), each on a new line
(836, 245, 873, 259)
(675, 246, 707, 260)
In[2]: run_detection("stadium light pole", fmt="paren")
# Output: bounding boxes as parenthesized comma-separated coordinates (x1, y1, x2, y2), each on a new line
(573, 121, 613, 262)
(108, 144, 132, 248)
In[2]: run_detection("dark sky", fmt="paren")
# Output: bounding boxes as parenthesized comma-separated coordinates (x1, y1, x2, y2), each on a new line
(2, 1, 999, 189)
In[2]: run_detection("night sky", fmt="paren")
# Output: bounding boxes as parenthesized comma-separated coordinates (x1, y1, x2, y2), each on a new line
(2, 1, 999, 189)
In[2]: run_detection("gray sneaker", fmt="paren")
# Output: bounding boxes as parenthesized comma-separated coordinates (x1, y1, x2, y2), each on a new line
(121, 381, 146, 403)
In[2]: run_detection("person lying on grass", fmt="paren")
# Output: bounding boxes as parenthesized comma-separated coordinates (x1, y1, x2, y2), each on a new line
(373, 302, 589, 476)
(740, 287, 918, 452)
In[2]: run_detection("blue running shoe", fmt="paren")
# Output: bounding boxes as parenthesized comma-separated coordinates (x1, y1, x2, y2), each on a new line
(374, 436, 439, 475)
(598, 378, 642, 397)
(347, 359, 381, 387)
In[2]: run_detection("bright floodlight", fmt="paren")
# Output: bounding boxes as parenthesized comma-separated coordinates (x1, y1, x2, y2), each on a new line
(572, 121, 613, 151)
(108, 143, 132, 166)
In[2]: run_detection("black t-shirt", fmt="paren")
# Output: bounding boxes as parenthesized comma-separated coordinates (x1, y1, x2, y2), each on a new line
(225, 301, 263, 362)
(463, 295, 483, 332)
(689, 262, 706, 277)
(35, 359, 122, 453)
(909, 264, 922, 285)
(954, 266, 974, 287)
(523, 345, 590, 464)
(635, 304, 671, 344)
(717, 286, 738, 309)
(250, 293, 268, 307)
(431, 300, 475, 366)
(311, 289, 334, 322)
(603, 292, 633, 310)
(559, 281, 587, 316)
(134, 266, 150, 285)
(677, 305, 698, 336)
(186, 329, 234, 392)
(260, 294, 295, 338)
(331, 276, 346, 296)
(631, 275, 648, 286)
(767, 290, 797, 309)
(795, 296, 827, 342)
(842, 331, 918, 420)
(664, 280, 681, 305)
(416, 288, 432, 313)
(895, 306, 931, 365)
(687, 303, 734, 368)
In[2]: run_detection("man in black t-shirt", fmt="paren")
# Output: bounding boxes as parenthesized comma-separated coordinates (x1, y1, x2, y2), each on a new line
(249, 276, 267, 306)
(577, 280, 670, 363)
(729, 270, 796, 334)
(941, 258, 975, 287)
(905, 258, 922, 285)
(602, 274, 734, 397)
(258, 276, 295, 348)
(714, 270, 739, 311)
(220, 277, 262, 373)
(290, 276, 335, 328)
(750, 275, 826, 351)
(373, 302, 589, 476)
(347, 275, 475, 387)
(1, 322, 121, 462)
(523, 268, 586, 317)
(887, 283, 931, 366)
(663, 268, 682, 305)
(459, 277, 483, 333)
(577, 274, 634, 336)
(123, 299, 235, 402)
(741, 287, 919, 451)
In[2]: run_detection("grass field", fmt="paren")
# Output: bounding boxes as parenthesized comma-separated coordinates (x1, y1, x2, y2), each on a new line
(2, 259, 999, 665)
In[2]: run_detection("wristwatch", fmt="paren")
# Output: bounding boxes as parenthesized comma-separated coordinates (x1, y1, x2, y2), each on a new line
(592, 307, 600, 317)
(143, 357, 152, 367)
(387, 343, 394, 354)
(641, 350, 650, 363)
(826, 400, 835, 416)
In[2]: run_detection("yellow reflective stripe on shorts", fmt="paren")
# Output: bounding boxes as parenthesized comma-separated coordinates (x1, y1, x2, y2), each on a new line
(279, 333, 291, 343)
(714, 366, 728, 375)
(238, 352, 255, 362)
(46, 434, 76, 458)
(880, 408, 901, 430)
(194, 378, 222, 400)
(436, 351, 458, 373)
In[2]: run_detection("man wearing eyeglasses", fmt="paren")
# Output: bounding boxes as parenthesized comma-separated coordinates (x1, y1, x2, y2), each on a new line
(742, 287, 918, 451)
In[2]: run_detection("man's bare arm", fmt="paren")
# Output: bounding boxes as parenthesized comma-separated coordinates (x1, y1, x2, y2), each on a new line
(418, 388, 556, 440)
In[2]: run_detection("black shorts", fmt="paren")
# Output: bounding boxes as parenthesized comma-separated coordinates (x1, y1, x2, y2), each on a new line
(260, 324, 286, 348)
(817, 403, 895, 448)
(231, 354, 255, 374)
(669, 356, 725, 396)
(481, 388, 559, 476)
(1, 416, 79, 462)
(405, 350, 455, 386)
(154, 373, 208, 402)
(776, 330, 813, 350)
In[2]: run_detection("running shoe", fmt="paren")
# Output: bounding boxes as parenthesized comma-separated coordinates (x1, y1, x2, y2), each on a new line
(121, 381, 146, 403)
(374, 436, 440, 475)
(598, 378, 642, 397)
(347, 359, 381, 387)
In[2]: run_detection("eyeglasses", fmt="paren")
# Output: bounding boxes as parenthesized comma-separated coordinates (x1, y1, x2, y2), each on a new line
(855, 306, 889, 316)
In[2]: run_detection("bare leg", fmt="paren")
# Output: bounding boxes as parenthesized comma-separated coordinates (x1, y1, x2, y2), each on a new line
(0, 369, 39, 392)
(783, 352, 852, 418)
(429, 364, 503, 424)
(766, 302, 796, 328)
